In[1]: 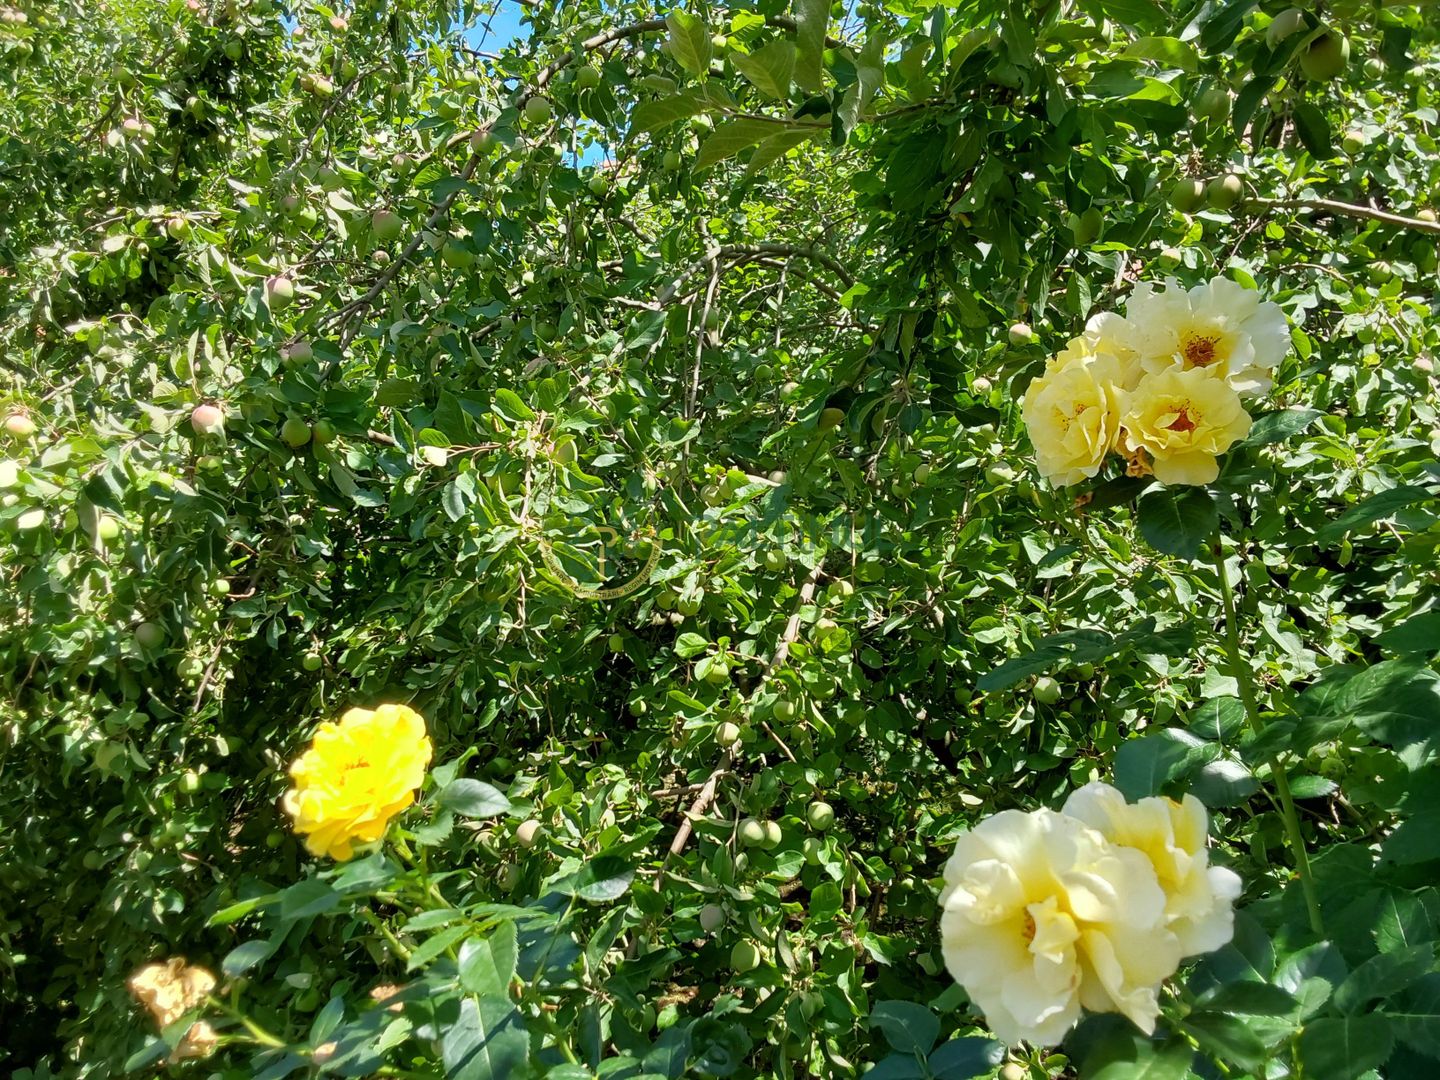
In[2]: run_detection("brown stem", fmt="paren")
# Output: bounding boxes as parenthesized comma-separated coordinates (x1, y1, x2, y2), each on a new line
(1245, 196, 1440, 235)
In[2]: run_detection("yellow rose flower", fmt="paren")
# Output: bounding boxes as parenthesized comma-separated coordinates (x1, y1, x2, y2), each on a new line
(1021, 349, 1129, 487)
(127, 957, 216, 1026)
(939, 808, 1181, 1046)
(1063, 783, 1242, 957)
(283, 703, 433, 861)
(1119, 368, 1252, 486)
(1120, 276, 1290, 396)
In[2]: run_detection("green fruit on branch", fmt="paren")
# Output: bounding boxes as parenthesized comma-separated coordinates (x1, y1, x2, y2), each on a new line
(662, 150, 682, 171)
(1008, 322, 1034, 346)
(705, 658, 730, 685)
(1194, 88, 1230, 123)
(762, 549, 787, 572)
(760, 821, 782, 850)
(1266, 7, 1307, 47)
(302, 653, 323, 671)
(282, 340, 313, 365)
(1033, 676, 1063, 705)
(1300, 31, 1350, 81)
(95, 515, 121, 541)
(730, 940, 761, 972)
(165, 216, 192, 241)
(739, 818, 767, 848)
(370, 209, 403, 244)
(1206, 173, 1245, 210)
(133, 622, 164, 650)
(698, 903, 725, 931)
(311, 420, 336, 445)
(4, 412, 36, 437)
(1341, 129, 1367, 154)
(817, 407, 845, 431)
(716, 721, 742, 746)
(773, 699, 796, 721)
(1069, 207, 1104, 245)
(266, 275, 295, 311)
(280, 418, 312, 447)
(523, 96, 552, 124)
(576, 66, 600, 89)
(209, 578, 231, 597)
(516, 820, 545, 847)
(807, 801, 835, 831)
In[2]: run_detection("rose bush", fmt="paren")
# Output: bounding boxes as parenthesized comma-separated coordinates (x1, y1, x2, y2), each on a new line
(2, 1, 1439, 1078)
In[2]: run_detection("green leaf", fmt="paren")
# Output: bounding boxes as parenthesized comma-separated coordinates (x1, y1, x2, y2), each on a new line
(1137, 488, 1218, 561)
(1274, 941, 1346, 1020)
(221, 938, 274, 977)
(441, 996, 530, 1080)
(927, 1037, 1005, 1079)
(1175, 1011, 1268, 1071)
(1114, 728, 1218, 799)
(743, 126, 821, 181)
(491, 388, 535, 423)
(1297, 1015, 1394, 1080)
(731, 39, 795, 100)
(1293, 101, 1333, 159)
(1200, 0, 1259, 53)
(1334, 945, 1434, 1014)
(1375, 610, 1440, 655)
(550, 854, 635, 902)
(1187, 696, 1246, 742)
(1087, 0, 1165, 27)
(1387, 973, 1440, 1058)
(1087, 1039, 1195, 1080)
(279, 878, 339, 921)
(1336, 660, 1440, 755)
(665, 11, 712, 78)
(1188, 757, 1260, 807)
(439, 778, 512, 818)
(675, 632, 710, 658)
(1244, 407, 1322, 445)
(695, 118, 809, 172)
(458, 921, 519, 997)
(375, 378, 421, 407)
(793, 0, 827, 93)
(1314, 485, 1432, 545)
(1121, 36, 1198, 71)
(869, 1001, 940, 1056)
(629, 93, 705, 135)
(406, 923, 469, 971)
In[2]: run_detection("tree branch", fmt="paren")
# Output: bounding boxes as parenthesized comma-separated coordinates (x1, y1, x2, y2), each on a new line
(1245, 196, 1440, 235)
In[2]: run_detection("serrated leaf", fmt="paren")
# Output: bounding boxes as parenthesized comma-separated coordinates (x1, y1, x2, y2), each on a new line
(732, 39, 796, 100)
(1137, 488, 1218, 561)
(1122, 36, 1198, 71)
(442, 996, 530, 1080)
(695, 118, 801, 172)
(459, 920, 519, 997)
(1314, 485, 1432, 545)
(744, 126, 821, 180)
(793, 0, 827, 92)
(1297, 1015, 1394, 1080)
(870, 1001, 940, 1056)
(629, 93, 704, 135)
(1114, 728, 1217, 799)
(491, 388, 535, 423)
(1293, 101, 1333, 158)
(439, 778, 512, 818)
(665, 11, 712, 77)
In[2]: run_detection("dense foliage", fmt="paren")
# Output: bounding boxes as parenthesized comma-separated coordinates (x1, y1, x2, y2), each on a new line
(3, 0, 1439, 1077)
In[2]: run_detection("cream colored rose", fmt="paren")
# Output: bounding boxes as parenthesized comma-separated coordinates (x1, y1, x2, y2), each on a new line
(1120, 276, 1289, 396)
(1063, 783, 1242, 957)
(1120, 368, 1252, 486)
(1021, 349, 1128, 487)
(939, 808, 1181, 1046)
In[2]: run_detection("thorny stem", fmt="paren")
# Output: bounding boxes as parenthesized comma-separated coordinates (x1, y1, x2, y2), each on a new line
(1212, 537, 1325, 938)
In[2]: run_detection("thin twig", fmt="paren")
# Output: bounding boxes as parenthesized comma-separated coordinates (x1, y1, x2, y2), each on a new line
(1245, 196, 1440, 235)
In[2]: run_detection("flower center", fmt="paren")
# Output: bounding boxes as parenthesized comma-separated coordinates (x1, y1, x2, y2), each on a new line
(1183, 334, 1221, 368)
(1022, 911, 1037, 944)
(1165, 407, 1197, 434)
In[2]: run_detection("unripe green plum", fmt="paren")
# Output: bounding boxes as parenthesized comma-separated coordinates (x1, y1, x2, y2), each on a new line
(738, 818, 766, 848)
(705, 658, 730, 685)
(817, 406, 845, 431)
(1069, 207, 1104, 245)
(179, 770, 202, 794)
(1206, 173, 1244, 210)
(716, 721, 742, 746)
(1299, 31, 1349, 81)
(516, 819, 545, 847)
(662, 150, 682, 171)
(4, 412, 36, 437)
(523, 97, 552, 124)
(302, 653, 323, 671)
(134, 622, 164, 650)
(1008, 322, 1034, 345)
(760, 821, 782, 850)
(1033, 676, 1063, 705)
(698, 903, 725, 931)
(1194, 88, 1230, 123)
(576, 66, 600, 89)
(730, 940, 761, 972)
(807, 801, 835, 831)
(371, 209, 403, 244)
(280, 418, 312, 447)
(311, 419, 336, 445)
(773, 699, 797, 722)
(266, 275, 295, 311)
(1169, 178, 1207, 212)
(1266, 7, 1306, 47)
